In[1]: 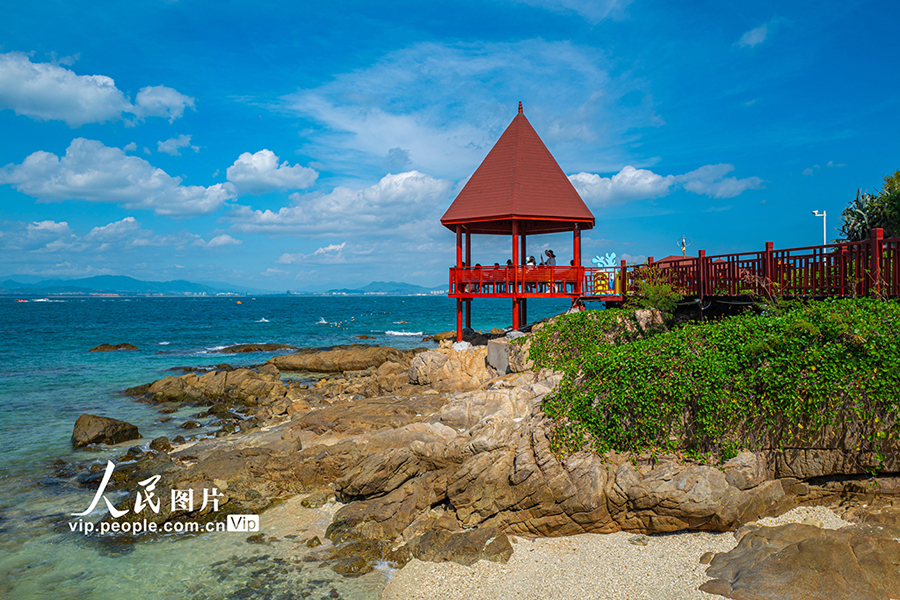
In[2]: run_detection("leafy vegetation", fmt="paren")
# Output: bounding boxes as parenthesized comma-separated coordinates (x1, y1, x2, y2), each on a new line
(532, 299, 900, 464)
(623, 266, 685, 321)
(839, 168, 900, 241)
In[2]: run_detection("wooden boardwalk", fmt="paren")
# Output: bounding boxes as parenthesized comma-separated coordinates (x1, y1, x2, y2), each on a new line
(449, 228, 900, 304)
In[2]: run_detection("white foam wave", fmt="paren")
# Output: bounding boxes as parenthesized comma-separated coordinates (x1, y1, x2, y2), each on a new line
(158, 342, 171, 345)
(373, 559, 397, 582)
(256, 318, 269, 323)
(385, 330, 423, 336)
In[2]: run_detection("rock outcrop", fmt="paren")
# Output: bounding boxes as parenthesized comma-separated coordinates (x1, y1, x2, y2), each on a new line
(701, 522, 900, 600)
(105, 335, 900, 584)
(212, 343, 296, 353)
(408, 344, 494, 391)
(72, 414, 141, 447)
(89, 343, 139, 352)
(269, 345, 413, 373)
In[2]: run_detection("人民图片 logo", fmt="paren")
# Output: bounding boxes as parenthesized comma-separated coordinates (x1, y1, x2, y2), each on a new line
(67, 460, 258, 536)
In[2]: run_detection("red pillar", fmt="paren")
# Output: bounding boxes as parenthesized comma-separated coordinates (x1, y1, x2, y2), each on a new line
(698, 250, 706, 298)
(573, 225, 582, 295)
(520, 225, 527, 327)
(512, 220, 520, 330)
(871, 227, 884, 296)
(456, 226, 463, 342)
(464, 227, 471, 331)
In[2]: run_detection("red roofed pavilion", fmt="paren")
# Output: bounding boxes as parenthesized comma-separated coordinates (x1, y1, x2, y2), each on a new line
(442, 102, 596, 339)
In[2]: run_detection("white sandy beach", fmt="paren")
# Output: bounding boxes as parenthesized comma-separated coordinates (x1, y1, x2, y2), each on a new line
(381, 506, 849, 600)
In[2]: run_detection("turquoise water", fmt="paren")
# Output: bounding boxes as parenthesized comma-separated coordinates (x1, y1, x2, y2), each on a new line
(0, 295, 572, 600)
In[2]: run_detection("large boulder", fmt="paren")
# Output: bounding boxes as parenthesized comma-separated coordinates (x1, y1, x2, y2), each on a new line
(701, 523, 900, 600)
(72, 414, 141, 447)
(486, 339, 510, 374)
(407, 346, 493, 391)
(269, 346, 407, 373)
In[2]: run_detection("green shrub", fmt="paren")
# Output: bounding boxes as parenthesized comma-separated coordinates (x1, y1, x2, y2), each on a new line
(533, 299, 900, 463)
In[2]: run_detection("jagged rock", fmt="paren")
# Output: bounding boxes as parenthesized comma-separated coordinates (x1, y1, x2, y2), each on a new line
(724, 451, 768, 490)
(268, 345, 408, 373)
(138, 365, 289, 407)
(507, 335, 532, 372)
(408, 352, 449, 385)
(701, 523, 900, 600)
(407, 346, 492, 391)
(89, 343, 138, 352)
(408, 527, 513, 566)
(632, 309, 665, 331)
(72, 414, 141, 447)
(149, 436, 171, 452)
(432, 331, 456, 343)
(212, 343, 296, 353)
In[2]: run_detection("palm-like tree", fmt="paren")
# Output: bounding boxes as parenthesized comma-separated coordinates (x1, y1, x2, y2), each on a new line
(838, 190, 877, 242)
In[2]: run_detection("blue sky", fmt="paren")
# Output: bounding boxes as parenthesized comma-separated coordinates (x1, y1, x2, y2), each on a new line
(1, 0, 898, 291)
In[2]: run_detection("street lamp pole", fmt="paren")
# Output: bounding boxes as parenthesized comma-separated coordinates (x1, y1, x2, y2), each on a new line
(812, 210, 826, 245)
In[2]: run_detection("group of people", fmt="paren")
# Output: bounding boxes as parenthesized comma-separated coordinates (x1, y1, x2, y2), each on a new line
(488, 249, 557, 268)
(468, 250, 562, 294)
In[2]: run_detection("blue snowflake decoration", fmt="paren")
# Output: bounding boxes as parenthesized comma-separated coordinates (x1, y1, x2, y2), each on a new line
(592, 252, 617, 267)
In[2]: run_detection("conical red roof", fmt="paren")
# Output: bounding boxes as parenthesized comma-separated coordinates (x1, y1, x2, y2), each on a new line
(441, 103, 594, 235)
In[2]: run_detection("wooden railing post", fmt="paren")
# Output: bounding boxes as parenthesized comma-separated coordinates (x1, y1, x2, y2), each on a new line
(620, 259, 627, 296)
(764, 242, 774, 297)
(871, 228, 884, 296)
(698, 250, 706, 298)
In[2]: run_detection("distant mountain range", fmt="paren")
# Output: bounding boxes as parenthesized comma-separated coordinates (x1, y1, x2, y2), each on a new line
(324, 281, 446, 295)
(0, 275, 272, 296)
(0, 275, 447, 297)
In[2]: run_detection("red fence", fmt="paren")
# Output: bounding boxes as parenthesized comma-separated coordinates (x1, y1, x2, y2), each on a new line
(449, 229, 900, 301)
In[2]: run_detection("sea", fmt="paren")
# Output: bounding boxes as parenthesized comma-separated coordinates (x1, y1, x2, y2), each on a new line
(0, 295, 574, 600)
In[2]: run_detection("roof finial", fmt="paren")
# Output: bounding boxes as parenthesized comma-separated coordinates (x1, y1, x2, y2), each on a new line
(518, 101, 523, 115)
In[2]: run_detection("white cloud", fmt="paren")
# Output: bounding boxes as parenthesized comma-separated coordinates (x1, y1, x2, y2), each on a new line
(158, 134, 199, 156)
(569, 166, 674, 206)
(283, 40, 659, 179)
(803, 168, 814, 176)
(0, 52, 194, 127)
(570, 163, 763, 204)
(737, 24, 768, 48)
(225, 149, 318, 194)
(205, 234, 242, 247)
(511, 0, 632, 23)
(85, 216, 140, 242)
(675, 164, 764, 198)
(277, 242, 346, 264)
(132, 86, 195, 123)
(27, 220, 71, 235)
(0, 138, 236, 216)
(229, 170, 451, 235)
(620, 253, 648, 264)
(123, 142, 137, 152)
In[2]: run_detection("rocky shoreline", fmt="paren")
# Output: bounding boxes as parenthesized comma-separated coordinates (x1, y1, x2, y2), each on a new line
(65, 323, 900, 599)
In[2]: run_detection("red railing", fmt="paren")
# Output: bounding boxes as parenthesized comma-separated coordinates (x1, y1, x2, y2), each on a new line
(448, 229, 900, 301)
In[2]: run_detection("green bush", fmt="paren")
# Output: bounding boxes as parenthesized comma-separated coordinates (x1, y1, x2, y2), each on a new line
(533, 299, 900, 463)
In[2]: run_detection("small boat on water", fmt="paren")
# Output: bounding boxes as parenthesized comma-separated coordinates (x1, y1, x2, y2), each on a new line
(15, 299, 28, 302)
